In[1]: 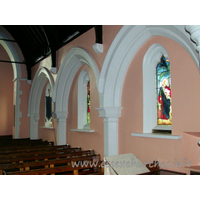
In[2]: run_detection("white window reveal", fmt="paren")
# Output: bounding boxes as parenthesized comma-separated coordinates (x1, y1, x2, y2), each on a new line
(45, 82, 52, 127)
(71, 69, 94, 133)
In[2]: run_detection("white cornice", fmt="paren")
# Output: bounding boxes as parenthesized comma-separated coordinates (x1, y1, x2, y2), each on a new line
(185, 25, 200, 61)
(93, 43, 103, 54)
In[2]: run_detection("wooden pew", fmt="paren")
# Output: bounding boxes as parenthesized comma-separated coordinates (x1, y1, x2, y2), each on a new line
(4, 160, 103, 175)
(0, 149, 95, 165)
(0, 136, 104, 175)
(0, 141, 54, 149)
(1, 153, 101, 175)
(0, 142, 54, 151)
(0, 144, 70, 155)
(0, 139, 51, 146)
(0, 147, 82, 160)
(0, 135, 13, 140)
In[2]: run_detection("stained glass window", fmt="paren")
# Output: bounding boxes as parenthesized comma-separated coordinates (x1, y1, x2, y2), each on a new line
(45, 84, 52, 127)
(156, 55, 172, 125)
(87, 81, 90, 124)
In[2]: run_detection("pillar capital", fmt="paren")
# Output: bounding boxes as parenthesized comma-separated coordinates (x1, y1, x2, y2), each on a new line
(53, 111, 68, 119)
(95, 107, 123, 119)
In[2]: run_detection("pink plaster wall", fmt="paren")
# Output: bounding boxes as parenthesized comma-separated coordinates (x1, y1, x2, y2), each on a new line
(119, 36, 200, 173)
(19, 81, 30, 138)
(67, 65, 104, 157)
(182, 132, 200, 166)
(56, 26, 122, 72)
(0, 44, 14, 136)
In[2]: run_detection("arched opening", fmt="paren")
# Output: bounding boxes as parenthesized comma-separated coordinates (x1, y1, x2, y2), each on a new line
(52, 47, 100, 145)
(28, 67, 54, 139)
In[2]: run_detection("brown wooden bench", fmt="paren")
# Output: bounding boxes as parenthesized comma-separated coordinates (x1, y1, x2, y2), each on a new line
(0, 139, 51, 146)
(0, 135, 13, 140)
(0, 144, 70, 155)
(0, 138, 40, 142)
(0, 136, 104, 175)
(0, 141, 54, 149)
(4, 160, 104, 175)
(1, 153, 101, 175)
(0, 149, 95, 165)
(0, 147, 82, 159)
(0, 142, 54, 151)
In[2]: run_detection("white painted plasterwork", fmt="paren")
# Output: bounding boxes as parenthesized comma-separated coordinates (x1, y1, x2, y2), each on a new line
(185, 25, 200, 63)
(52, 47, 100, 145)
(131, 133, 182, 140)
(70, 129, 95, 133)
(93, 43, 103, 54)
(50, 67, 57, 74)
(28, 67, 54, 140)
(98, 25, 198, 157)
(96, 107, 123, 157)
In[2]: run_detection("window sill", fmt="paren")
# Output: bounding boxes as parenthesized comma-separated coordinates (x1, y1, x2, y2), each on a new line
(40, 126, 54, 130)
(131, 133, 182, 140)
(71, 129, 95, 133)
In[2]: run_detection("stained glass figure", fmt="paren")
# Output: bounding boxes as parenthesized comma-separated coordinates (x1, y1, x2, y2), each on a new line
(156, 55, 172, 125)
(87, 81, 90, 124)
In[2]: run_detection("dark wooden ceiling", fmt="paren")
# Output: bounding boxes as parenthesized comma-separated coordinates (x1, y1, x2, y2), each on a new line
(1, 25, 102, 79)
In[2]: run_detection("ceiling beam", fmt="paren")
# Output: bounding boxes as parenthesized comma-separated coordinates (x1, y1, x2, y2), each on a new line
(0, 60, 26, 64)
(95, 25, 103, 44)
(41, 26, 56, 68)
(0, 38, 38, 45)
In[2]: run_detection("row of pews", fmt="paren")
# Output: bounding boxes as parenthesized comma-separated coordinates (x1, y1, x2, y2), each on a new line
(0, 135, 104, 175)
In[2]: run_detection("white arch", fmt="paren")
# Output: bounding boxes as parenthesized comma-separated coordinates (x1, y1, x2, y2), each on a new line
(28, 67, 54, 139)
(52, 47, 100, 145)
(97, 25, 198, 156)
(99, 25, 199, 108)
(53, 47, 100, 112)
(0, 27, 25, 79)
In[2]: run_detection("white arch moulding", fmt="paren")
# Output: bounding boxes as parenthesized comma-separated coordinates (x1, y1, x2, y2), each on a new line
(0, 27, 28, 139)
(97, 25, 199, 157)
(52, 47, 100, 145)
(28, 67, 54, 140)
(143, 44, 169, 133)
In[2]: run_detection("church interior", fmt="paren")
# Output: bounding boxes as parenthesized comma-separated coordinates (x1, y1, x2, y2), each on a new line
(1, 24, 200, 178)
